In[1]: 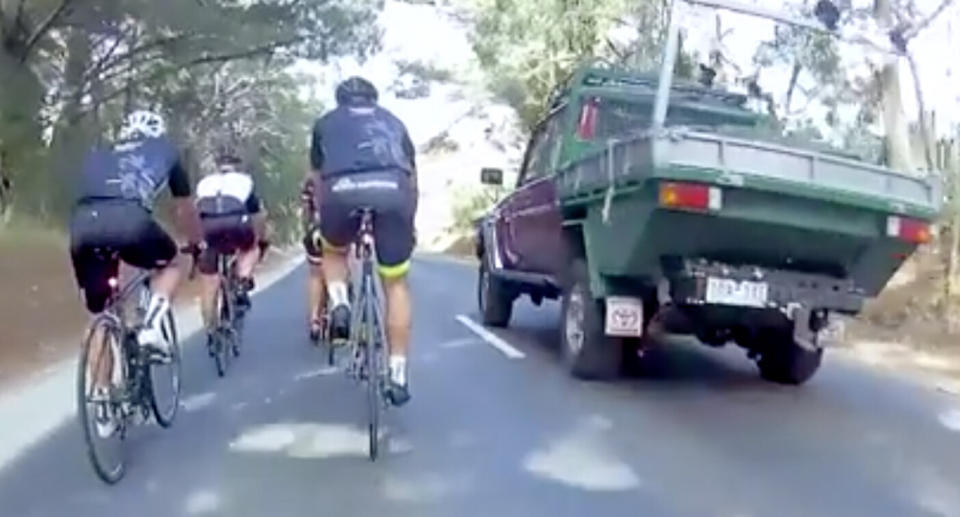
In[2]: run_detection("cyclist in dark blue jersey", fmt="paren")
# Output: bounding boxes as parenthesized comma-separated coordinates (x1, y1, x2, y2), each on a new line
(69, 110, 201, 435)
(307, 76, 418, 406)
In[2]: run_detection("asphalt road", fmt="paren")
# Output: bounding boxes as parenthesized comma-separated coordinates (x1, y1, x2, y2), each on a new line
(2, 256, 960, 517)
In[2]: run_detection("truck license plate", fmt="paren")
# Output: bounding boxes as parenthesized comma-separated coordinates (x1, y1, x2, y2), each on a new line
(705, 278, 768, 308)
(605, 296, 644, 337)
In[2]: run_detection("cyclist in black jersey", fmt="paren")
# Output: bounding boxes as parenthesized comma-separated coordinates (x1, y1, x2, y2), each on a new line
(307, 76, 418, 406)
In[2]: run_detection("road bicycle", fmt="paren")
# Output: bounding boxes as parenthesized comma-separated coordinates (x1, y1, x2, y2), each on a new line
(202, 250, 247, 377)
(77, 252, 185, 484)
(192, 240, 267, 377)
(326, 207, 391, 461)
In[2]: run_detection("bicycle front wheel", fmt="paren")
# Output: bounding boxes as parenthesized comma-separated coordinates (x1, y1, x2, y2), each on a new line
(149, 310, 181, 428)
(77, 316, 126, 484)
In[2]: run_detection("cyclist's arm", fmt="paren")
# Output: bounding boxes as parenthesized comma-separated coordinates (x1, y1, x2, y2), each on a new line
(168, 159, 202, 244)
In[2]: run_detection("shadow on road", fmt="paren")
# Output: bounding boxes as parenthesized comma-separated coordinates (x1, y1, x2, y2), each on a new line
(505, 300, 769, 393)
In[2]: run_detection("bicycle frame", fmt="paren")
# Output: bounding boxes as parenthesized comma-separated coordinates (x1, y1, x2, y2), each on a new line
(352, 210, 389, 357)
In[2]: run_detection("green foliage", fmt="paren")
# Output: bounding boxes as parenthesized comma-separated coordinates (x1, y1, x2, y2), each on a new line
(449, 184, 505, 236)
(394, 59, 455, 83)
(0, 0, 384, 238)
(465, 0, 677, 130)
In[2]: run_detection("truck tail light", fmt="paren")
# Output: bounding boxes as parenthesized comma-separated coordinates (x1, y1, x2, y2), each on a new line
(659, 182, 722, 212)
(886, 215, 931, 244)
(577, 97, 599, 140)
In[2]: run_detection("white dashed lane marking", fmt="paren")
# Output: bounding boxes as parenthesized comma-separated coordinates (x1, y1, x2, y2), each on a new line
(455, 315, 526, 360)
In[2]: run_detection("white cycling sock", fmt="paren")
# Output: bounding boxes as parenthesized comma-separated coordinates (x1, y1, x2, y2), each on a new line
(327, 281, 349, 308)
(389, 355, 407, 386)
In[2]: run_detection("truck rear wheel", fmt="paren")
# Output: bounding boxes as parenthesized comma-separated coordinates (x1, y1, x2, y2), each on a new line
(561, 258, 622, 380)
(757, 338, 823, 385)
(478, 262, 513, 327)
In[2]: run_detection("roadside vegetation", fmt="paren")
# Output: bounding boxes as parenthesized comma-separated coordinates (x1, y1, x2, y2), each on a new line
(0, 0, 383, 241)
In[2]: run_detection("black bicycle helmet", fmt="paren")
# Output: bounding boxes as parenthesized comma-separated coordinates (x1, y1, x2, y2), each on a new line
(214, 144, 243, 167)
(335, 76, 379, 106)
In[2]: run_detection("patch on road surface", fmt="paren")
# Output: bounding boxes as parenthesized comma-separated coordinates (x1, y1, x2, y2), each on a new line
(293, 366, 338, 381)
(439, 337, 482, 349)
(383, 472, 470, 503)
(180, 392, 217, 412)
(185, 489, 221, 515)
(938, 409, 960, 432)
(229, 422, 403, 459)
(522, 415, 641, 492)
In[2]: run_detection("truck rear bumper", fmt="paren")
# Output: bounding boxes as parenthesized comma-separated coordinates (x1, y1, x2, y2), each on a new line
(666, 258, 865, 314)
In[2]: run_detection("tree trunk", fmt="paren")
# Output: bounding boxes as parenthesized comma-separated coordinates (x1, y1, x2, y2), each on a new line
(874, 0, 916, 174)
(47, 28, 94, 222)
(948, 139, 960, 324)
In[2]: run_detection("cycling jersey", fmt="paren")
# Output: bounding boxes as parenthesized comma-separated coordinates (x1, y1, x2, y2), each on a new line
(194, 171, 262, 275)
(309, 100, 418, 278)
(78, 136, 190, 210)
(195, 171, 261, 216)
(310, 103, 417, 179)
(70, 137, 190, 313)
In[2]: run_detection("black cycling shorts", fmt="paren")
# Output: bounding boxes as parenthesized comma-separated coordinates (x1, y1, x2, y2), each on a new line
(69, 200, 177, 313)
(318, 169, 416, 278)
(198, 214, 256, 275)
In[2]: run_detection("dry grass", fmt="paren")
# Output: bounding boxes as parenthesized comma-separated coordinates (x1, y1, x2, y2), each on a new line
(848, 246, 960, 351)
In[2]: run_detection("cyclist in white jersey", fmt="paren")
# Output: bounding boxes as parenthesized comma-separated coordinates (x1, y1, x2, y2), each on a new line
(195, 152, 267, 343)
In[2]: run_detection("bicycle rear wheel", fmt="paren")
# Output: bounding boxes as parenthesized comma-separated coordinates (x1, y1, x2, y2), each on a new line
(77, 316, 126, 484)
(213, 282, 232, 377)
(149, 310, 181, 427)
(363, 286, 383, 461)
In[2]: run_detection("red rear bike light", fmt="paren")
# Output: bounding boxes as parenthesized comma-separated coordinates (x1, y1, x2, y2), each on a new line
(659, 181, 722, 212)
(886, 215, 931, 244)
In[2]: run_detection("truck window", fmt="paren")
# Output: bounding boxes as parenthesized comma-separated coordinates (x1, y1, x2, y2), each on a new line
(577, 97, 757, 141)
(524, 108, 565, 182)
(519, 125, 549, 185)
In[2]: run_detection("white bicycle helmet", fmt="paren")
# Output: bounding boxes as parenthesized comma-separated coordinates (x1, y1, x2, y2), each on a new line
(118, 110, 167, 141)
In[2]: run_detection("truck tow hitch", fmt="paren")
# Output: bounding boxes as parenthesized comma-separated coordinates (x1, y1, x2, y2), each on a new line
(785, 303, 820, 352)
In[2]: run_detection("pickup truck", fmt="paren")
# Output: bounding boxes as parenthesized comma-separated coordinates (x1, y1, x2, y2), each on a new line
(474, 64, 941, 385)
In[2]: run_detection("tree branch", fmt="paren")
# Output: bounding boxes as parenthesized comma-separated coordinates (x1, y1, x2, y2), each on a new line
(784, 59, 802, 112)
(904, 0, 956, 39)
(20, 0, 73, 63)
(71, 34, 314, 123)
(905, 51, 935, 171)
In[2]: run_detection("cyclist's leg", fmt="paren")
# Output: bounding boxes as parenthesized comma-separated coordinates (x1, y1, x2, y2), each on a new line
(119, 211, 180, 351)
(70, 207, 119, 391)
(196, 222, 222, 333)
(318, 180, 359, 339)
(233, 215, 259, 308)
(303, 222, 327, 334)
(370, 171, 417, 403)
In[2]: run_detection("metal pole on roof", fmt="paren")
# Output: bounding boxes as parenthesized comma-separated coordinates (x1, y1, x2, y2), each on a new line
(686, 0, 829, 33)
(651, 0, 682, 131)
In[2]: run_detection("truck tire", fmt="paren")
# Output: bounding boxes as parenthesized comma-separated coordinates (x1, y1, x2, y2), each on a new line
(478, 262, 513, 327)
(757, 339, 823, 385)
(561, 258, 622, 380)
